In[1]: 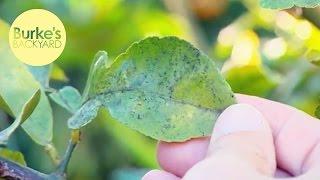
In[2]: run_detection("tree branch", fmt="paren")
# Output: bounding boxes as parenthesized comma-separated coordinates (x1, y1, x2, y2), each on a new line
(0, 157, 47, 180)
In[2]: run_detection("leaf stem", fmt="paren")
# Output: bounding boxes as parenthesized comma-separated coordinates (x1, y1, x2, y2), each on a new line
(53, 130, 80, 176)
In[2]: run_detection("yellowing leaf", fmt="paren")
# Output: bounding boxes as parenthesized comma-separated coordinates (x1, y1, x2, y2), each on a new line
(50, 64, 68, 82)
(0, 148, 26, 166)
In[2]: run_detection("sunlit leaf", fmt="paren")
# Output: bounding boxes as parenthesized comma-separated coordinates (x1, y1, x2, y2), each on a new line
(0, 89, 40, 145)
(260, 0, 320, 9)
(224, 66, 277, 97)
(49, 86, 82, 113)
(50, 64, 68, 82)
(0, 148, 26, 166)
(69, 37, 235, 142)
(305, 49, 320, 66)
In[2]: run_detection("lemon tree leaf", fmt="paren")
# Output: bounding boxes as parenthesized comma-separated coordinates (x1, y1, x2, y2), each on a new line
(82, 51, 111, 102)
(224, 66, 277, 97)
(0, 89, 40, 145)
(0, 45, 53, 145)
(68, 37, 235, 142)
(27, 65, 52, 89)
(0, 22, 53, 145)
(260, 0, 320, 9)
(0, 148, 26, 166)
(49, 86, 82, 113)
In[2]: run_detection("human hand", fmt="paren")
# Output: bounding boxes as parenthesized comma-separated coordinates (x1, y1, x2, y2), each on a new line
(142, 94, 320, 180)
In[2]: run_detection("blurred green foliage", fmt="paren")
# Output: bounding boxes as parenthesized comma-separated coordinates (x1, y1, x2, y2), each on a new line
(0, 0, 320, 179)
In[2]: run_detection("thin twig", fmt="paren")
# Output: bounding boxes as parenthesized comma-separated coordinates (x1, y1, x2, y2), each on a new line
(51, 130, 80, 177)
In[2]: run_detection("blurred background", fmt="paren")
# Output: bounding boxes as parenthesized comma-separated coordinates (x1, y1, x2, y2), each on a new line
(0, 0, 320, 179)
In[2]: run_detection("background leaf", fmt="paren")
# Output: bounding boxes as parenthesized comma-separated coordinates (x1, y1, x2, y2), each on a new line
(0, 148, 26, 166)
(0, 21, 53, 145)
(69, 37, 235, 142)
(50, 64, 68, 82)
(260, 0, 320, 9)
(224, 66, 278, 96)
(0, 89, 40, 145)
(305, 49, 320, 66)
(0, 46, 53, 145)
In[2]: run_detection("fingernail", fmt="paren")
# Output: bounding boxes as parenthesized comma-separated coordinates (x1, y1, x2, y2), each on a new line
(212, 104, 267, 141)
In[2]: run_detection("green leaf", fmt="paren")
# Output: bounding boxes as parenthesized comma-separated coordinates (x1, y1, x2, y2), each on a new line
(0, 89, 41, 145)
(0, 148, 26, 166)
(0, 22, 53, 145)
(260, 0, 320, 9)
(49, 86, 82, 113)
(305, 49, 320, 66)
(68, 98, 102, 127)
(82, 51, 110, 102)
(69, 37, 235, 142)
(224, 66, 277, 97)
(50, 64, 68, 82)
(27, 65, 52, 88)
(0, 21, 53, 145)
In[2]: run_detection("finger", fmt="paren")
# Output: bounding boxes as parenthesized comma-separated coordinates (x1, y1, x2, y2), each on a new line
(142, 170, 180, 180)
(237, 94, 320, 176)
(157, 137, 210, 177)
(275, 169, 292, 178)
(290, 143, 320, 180)
(184, 104, 276, 179)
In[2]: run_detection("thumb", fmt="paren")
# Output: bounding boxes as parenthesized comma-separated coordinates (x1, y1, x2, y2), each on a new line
(184, 104, 276, 180)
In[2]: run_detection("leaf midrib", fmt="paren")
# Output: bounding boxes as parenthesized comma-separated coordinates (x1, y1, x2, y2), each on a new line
(90, 88, 224, 113)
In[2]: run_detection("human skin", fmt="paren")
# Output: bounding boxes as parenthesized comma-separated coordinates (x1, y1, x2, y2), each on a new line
(142, 94, 320, 180)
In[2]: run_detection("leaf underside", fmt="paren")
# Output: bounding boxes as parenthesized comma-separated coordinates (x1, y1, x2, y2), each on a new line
(49, 86, 82, 113)
(68, 36, 235, 142)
